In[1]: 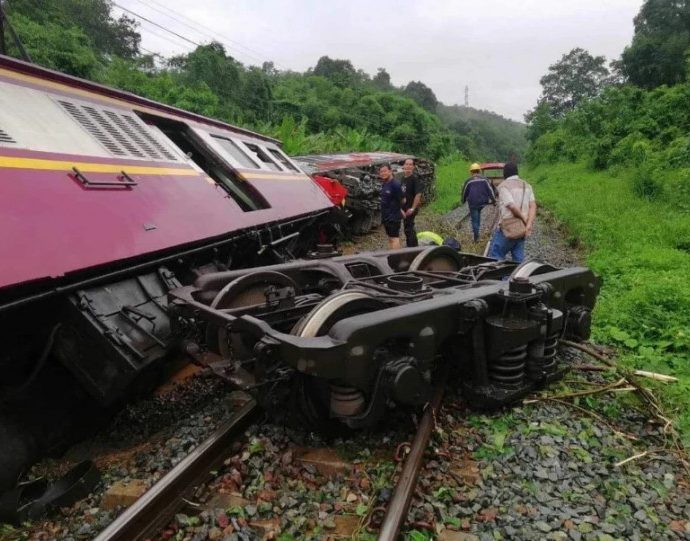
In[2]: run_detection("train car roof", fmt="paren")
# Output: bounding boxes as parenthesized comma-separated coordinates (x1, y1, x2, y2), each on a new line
(480, 162, 505, 170)
(0, 54, 279, 145)
(293, 151, 415, 173)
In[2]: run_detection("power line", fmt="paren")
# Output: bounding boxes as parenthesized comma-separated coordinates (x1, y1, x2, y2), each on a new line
(112, 2, 201, 48)
(136, 23, 196, 53)
(138, 0, 277, 64)
(129, 0, 270, 66)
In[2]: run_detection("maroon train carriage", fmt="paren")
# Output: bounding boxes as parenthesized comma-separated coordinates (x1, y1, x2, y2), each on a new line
(480, 161, 506, 187)
(0, 55, 339, 491)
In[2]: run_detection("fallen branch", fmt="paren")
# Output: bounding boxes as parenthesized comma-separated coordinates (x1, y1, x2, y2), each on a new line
(524, 378, 627, 403)
(573, 364, 610, 372)
(614, 450, 649, 468)
(545, 397, 638, 441)
(560, 339, 615, 366)
(633, 370, 678, 383)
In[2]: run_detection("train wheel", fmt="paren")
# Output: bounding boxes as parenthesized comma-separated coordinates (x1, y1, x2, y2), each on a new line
(409, 245, 464, 274)
(510, 260, 557, 279)
(209, 271, 298, 359)
(291, 291, 385, 430)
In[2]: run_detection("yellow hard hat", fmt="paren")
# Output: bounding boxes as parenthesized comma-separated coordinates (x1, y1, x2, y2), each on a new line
(470, 163, 481, 172)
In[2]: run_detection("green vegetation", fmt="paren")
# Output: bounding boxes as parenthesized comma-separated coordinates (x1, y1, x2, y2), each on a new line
(428, 156, 471, 214)
(437, 104, 527, 160)
(524, 0, 690, 440)
(525, 161, 690, 438)
(2, 0, 522, 162)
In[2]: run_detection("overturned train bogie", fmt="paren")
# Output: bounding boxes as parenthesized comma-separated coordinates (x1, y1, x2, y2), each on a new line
(169, 246, 600, 428)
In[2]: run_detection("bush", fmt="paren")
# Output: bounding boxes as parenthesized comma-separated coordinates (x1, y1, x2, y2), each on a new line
(526, 128, 579, 165)
(632, 165, 663, 200)
(664, 137, 690, 168)
(608, 133, 651, 168)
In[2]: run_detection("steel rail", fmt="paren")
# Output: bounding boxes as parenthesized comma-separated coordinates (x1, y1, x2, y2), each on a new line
(377, 380, 446, 541)
(94, 398, 259, 541)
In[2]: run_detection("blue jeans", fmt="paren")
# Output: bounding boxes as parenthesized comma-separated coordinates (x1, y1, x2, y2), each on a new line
(489, 228, 525, 262)
(469, 206, 483, 241)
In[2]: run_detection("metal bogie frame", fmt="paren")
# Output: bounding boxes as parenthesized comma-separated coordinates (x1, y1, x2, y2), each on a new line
(169, 246, 600, 427)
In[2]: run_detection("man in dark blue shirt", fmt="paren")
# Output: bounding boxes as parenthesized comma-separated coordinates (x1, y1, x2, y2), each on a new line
(461, 163, 496, 242)
(401, 158, 422, 247)
(379, 163, 404, 249)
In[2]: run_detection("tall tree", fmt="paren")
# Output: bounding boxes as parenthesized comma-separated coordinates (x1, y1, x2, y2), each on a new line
(7, 0, 140, 58)
(372, 67, 392, 90)
(312, 56, 359, 87)
(169, 43, 241, 104)
(524, 101, 557, 143)
(403, 81, 438, 112)
(539, 47, 610, 117)
(621, 0, 690, 88)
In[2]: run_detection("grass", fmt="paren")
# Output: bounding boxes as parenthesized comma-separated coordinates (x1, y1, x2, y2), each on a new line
(429, 156, 470, 213)
(428, 157, 690, 440)
(524, 161, 690, 441)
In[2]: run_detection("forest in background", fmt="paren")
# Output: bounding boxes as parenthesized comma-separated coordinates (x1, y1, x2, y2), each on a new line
(523, 0, 690, 438)
(1, 0, 526, 161)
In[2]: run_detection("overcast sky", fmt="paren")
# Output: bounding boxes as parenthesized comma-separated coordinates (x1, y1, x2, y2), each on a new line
(114, 0, 644, 122)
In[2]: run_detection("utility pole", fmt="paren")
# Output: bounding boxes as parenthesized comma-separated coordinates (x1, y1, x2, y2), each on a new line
(0, 0, 6, 56)
(464, 85, 469, 107)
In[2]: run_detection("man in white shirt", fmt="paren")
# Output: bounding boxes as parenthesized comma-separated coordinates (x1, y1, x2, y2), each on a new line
(488, 162, 536, 262)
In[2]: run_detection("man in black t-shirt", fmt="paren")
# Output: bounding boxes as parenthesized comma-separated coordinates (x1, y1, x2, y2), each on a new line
(379, 164, 405, 249)
(401, 158, 422, 247)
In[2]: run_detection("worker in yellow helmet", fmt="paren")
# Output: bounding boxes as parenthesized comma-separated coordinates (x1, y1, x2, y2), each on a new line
(461, 163, 496, 242)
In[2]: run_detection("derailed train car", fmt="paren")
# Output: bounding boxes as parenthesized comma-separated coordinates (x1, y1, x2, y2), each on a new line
(294, 152, 436, 235)
(0, 55, 339, 490)
(0, 54, 600, 494)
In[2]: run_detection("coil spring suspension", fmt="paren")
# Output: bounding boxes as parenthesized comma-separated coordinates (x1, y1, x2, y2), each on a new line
(490, 344, 527, 387)
(542, 333, 559, 374)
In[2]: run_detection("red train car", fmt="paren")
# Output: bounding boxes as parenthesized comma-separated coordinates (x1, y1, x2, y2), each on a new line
(0, 55, 337, 490)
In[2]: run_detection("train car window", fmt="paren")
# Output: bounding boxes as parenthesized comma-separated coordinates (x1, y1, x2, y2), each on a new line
(268, 148, 300, 172)
(211, 135, 260, 169)
(241, 142, 281, 171)
(138, 113, 270, 212)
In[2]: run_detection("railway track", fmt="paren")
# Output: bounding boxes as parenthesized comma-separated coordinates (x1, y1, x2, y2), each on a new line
(90, 382, 447, 541)
(93, 399, 259, 541)
(378, 381, 446, 541)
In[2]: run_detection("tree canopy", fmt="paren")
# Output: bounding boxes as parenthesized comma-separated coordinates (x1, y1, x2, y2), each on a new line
(538, 48, 610, 117)
(403, 81, 438, 112)
(621, 0, 690, 88)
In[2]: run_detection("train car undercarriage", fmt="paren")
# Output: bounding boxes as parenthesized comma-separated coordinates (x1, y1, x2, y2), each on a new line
(0, 210, 340, 493)
(168, 246, 599, 429)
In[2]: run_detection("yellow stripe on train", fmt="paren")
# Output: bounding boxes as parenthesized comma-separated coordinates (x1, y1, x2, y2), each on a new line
(0, 156, 200, 176)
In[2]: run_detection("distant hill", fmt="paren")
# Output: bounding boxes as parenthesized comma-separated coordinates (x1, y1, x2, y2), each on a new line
(437, 104, 527, 162)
